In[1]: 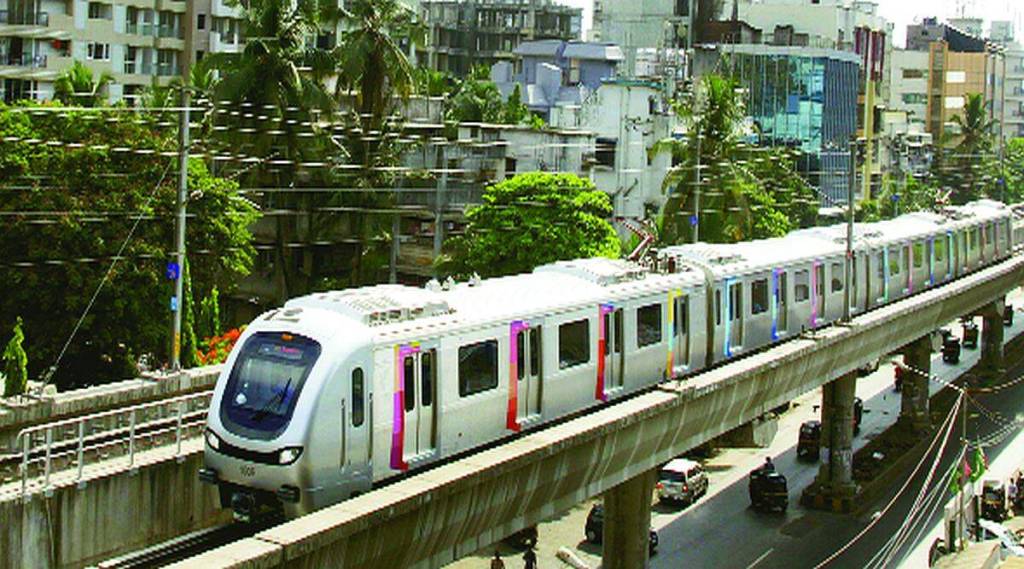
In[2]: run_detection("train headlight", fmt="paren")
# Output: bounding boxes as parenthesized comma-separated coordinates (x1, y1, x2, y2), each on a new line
(205, 429, 221, 450)
(278, 447, 303, 465)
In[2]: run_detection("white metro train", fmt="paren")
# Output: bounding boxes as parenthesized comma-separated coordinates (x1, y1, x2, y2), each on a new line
(199, 199, 1020, 520)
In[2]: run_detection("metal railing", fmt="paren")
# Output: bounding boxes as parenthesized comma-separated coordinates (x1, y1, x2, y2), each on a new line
(0, 10, 49, 25)
(1, 53, 47, 68)
(12, 391, 212, 499)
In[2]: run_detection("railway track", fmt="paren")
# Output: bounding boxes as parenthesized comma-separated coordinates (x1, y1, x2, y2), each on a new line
(95, 514, 282, 569)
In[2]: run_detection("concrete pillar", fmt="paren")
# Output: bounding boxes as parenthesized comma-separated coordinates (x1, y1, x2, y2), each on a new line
(981, 298, 1006, 382)
(802, 372, 858, 512)
(900, 335, 932, 432)
(602, 469, 655, 569)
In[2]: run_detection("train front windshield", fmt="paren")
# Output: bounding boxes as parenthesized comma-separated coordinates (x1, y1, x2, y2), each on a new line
(219, 332, 321, 440)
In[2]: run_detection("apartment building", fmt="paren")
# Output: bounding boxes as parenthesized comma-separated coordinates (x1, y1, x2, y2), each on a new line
(420, 0, 582, 77)
(591, 0, 694, 77)
(0, 0, 248, 104)
(990, 20, 1024, 139)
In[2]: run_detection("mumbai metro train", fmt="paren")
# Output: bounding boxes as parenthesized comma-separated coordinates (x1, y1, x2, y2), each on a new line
(199, 199, 1019, 520)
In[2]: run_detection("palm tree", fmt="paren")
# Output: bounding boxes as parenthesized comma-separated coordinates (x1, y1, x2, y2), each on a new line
(336, 0, 424, 130)
(53, 61, 113, 107)
(942, 92, 998, 204)
(653, 74, 812, 244)
(206, 0, 338, 303)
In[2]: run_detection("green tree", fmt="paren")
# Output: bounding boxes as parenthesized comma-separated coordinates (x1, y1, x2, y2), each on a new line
(446, 74, 506, 124)
(199, 285, 222, 341)
(53, 60, 114, 107)
(3, 317, 28, 397)
(1003, 137, 1024, 203)
(180, 259, 198, 368)
(440, 172, 621, 278)
(503, 83, 531, 124)
(654, 74, 810, 244)
(936, 93, 998, 204)
(0, 102, 257, 388)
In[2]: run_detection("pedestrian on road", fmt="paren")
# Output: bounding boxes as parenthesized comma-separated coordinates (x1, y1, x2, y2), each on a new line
(491, 550, 505, 569)
(523, 548, 537, 569)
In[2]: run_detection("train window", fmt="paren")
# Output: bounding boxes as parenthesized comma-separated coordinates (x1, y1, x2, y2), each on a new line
(729, 284, 742, 320)
(830, 263, 843, 292)
(529, 327, 541, 376)
(637, 303, 662, 347)
(421, 350, 434, 407)
(558, 319, 590, 369)
(516, 330, 525, 381)
(913, 243, 924, 268)
(351, 368, 364, 427)
(403, 356, 415, 411)
(675, 296, 688, 335)
(751, 279, 768, 315)
(794, 270, 809, 302)
(715, 290, 722, 324)
(889, 247, 901, 275)
(935, 238, 946, 262)
(458, 340, 498, 397)
(987, 223, 994, 245)
(876, 252, 884, 279)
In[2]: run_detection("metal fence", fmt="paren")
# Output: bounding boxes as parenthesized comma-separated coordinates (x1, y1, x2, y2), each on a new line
(13, 391, 212, 499)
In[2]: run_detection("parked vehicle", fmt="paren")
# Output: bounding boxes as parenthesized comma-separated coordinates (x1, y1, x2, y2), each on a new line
(749, 467, 788, 512)
(962, 319, 980, 349)
(656, 458, 708, 506)
(584, 504, 658, 555)
(983, 479, 1010, 522)
(797, 420, 821, 460)
(941, 329, 961, 364)
(502, 525, 538, 549)
(977, 519, 1024, 559)
(1005, 305, 1015, 327)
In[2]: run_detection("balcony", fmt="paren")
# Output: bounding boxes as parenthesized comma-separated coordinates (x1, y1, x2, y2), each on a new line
(0, 10, 48, 25)
(125, 22, 156, 36)
(155, 62, 179, 76)
(1, 53, 47, 68)
(156, 24, 182, 39)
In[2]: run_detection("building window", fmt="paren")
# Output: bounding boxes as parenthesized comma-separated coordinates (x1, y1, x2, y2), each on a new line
(637, 304, 662, 347)
(458, 340, 498, 397)
(558, 319, 590, 369)
(196, 50, 204, 62)
(197, 13, 206, 30)
(946, 70, 966, 84)
(901, 93, 927, 105)
(595, 137, 616, 168)
(902, 69, 927, 79)
(88, 2, 112, 20)
(751, 278, 769, 314)
(87, 43, 110, 61)
(944, 96, 965, 110)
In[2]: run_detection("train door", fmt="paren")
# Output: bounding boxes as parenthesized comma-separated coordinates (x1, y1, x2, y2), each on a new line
(603, 308, 624, 391)
(727, 280, 743, 353)
(774, 270, 788, 337)
(849, 256, 859, 314)
(515, 325, 542, 421)
(345, 366, 369, 468)
(401, 346, 437, 459)
(673, 294, 690, 370)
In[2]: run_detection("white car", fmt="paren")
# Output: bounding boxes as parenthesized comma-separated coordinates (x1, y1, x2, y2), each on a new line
(656, 458, 708, 505)
(978, 519, 1024, 559)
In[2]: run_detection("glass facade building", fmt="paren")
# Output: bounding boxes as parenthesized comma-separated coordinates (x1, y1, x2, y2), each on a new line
(719, 46, 860, 204)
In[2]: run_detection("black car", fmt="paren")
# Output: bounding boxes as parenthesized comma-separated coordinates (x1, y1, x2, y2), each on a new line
(584, 504, 658, 555)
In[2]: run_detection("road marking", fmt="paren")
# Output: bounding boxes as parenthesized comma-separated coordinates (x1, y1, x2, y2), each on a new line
(747, 548, 774, 568)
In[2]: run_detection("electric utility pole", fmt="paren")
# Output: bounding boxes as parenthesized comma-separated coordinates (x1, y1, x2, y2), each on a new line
(171, 87, 190, 371)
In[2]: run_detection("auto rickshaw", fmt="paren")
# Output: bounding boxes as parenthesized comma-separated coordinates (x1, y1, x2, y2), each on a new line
(749, 467, 788, 512)
(797, 420, 821, 460)
(962, 319, 980, 349)
(941, 329, 961, 364)
(982, 479, 1009, 522)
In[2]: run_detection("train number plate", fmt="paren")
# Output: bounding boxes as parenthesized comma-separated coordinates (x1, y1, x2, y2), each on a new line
(240, 465, 256, 478)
